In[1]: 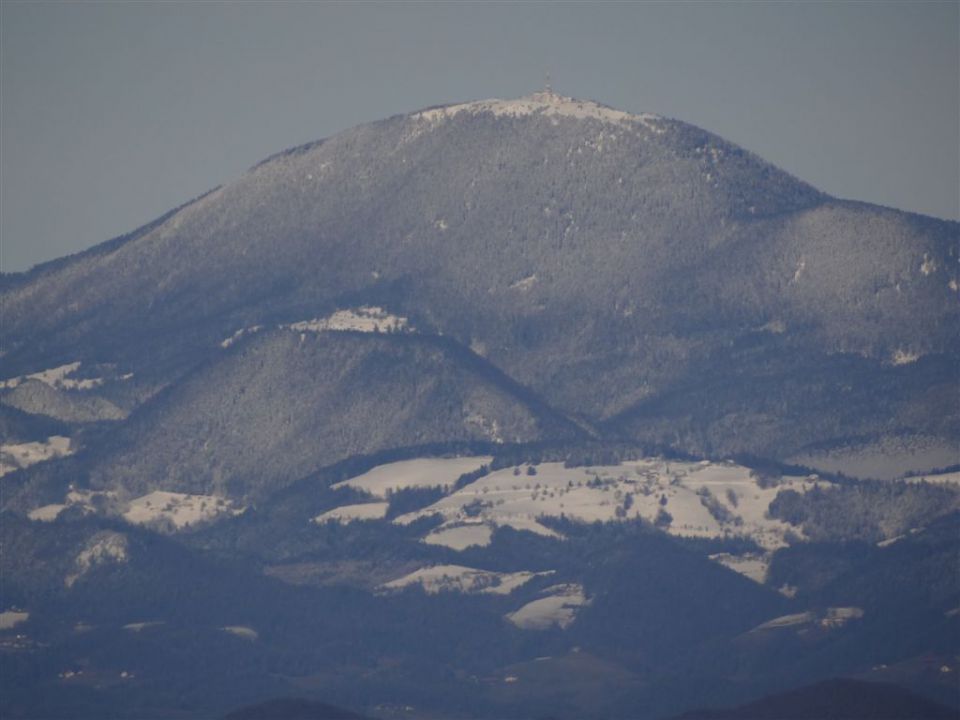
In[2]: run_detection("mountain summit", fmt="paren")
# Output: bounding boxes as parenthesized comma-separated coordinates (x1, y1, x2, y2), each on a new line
(1, 93, 958, 720)
(2, 93, 957, 498)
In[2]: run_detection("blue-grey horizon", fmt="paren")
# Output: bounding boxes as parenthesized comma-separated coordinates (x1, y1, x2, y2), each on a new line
(1, 1, 957, 273)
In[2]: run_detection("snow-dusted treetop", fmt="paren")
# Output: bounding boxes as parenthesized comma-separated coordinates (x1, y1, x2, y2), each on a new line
(413, 91, 663, 129)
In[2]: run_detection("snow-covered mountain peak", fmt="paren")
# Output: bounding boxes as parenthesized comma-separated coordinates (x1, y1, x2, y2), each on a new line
(413, 92, 663, 128)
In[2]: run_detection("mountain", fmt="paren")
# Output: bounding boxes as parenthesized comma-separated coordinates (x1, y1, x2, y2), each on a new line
(3, 92, 957, 483)
(1, 92, 957, 720)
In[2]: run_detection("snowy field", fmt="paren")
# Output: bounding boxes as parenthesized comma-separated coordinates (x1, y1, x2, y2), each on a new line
(123, 491, 243, 529)
(332, 456, 492, 498)
(381, 564, 550, 596)
(309, 456, 830, 584)
(27, 488, 240, 531)
(313, 502, 390, 524)
(506, 584, 590, 630)
(0, 611, 29, 631)
(709, 553, 770, 584)
(423, 521, 494, 550)
(222, 307, 412, 349)
(906, 470, 960, 485)
(414, 92, 663, 133)
(394, 459, 822, 551)
(221, 626, 258, 641)
(285, 306, 410, 334)
(28, 504, 68, 522)
(0, 361, 132, 391)
(749, 607, 864, 633)
(1, 436, 73, 477)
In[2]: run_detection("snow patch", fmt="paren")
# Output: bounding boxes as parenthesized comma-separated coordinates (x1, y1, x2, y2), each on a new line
(506, 584, 590, 630)
(709, 552, 769, 584)
(905, 471, 960, 486)
(0, 611, 29, 630)
(313, 502, 389, 524)
(123, 491, 243, 530)
(891, 348, 921, 366)
(284, 306, 411, 334)
(381, 564, 550, 595)
(750, 607, 864, 633)
(221, 625, 258, 641)
(423, 522, 493, 550)
(395, 459, 820, 551)
(510, 274, 538, 292)
(877, 534, 905, 548)
(28, 504, 68, 522)
(333, 456, 491, 499)
(0, 436, 72, 477)
(920, 254, 938, 276)
(123, 621, 164, 632)
(221, 325, 263, 348)
(66, 532, 129, 588)
(750, 612, 815, 632)
(413, 92, 663, 132)
(822, 607, 864, 627)
(0, 362, 132, 391)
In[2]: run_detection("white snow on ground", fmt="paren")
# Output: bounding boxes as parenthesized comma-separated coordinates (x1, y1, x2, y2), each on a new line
(333, 456, 492, 499)
(393, 459, 820, 551)
(123, 621, 164, 632)
(66, 532, 129, 588)
(1, 362, 83, 389)
(506, 584, 590, 630)
(510, 275, 538, 292)
(284, 306, 411, 334)
(313, 502, 389, 524)
(0, 611, 29, 630)
(750, 612, 816, 632)
(414, 92, 663, 132)
(877, 534, 905, 548)
(920, 253, 938, 276)
(750, 607, 864, 633)
(221, 625, 258, 641)
(123, 491, 243, 530)
(0, 361, 132, 391)
(905, 471, 960, 485)
(423, 521, 493, 550)
(28, 504, 68, 522)
(891, 349, 921, 366)
(0, 436, 73, 477)
(221, 325, 263, 348)
(28, 487, 120, 521)
(709, 553, 770, 584)
(821, 607, 864, 627)
(381, 564, 550, 595)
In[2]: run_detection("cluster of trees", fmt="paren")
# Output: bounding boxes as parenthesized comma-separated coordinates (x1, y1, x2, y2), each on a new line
(768, 481, 959, 543)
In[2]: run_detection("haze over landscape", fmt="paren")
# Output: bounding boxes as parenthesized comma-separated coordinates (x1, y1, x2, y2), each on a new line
(1, 1, 958, 272)
(0, 4, 958, 720)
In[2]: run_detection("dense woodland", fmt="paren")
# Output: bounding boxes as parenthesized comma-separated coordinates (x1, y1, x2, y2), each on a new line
(1, 97, 957, 718)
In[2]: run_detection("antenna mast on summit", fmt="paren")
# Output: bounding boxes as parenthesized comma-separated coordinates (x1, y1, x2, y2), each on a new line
(544, 71, 553, 96)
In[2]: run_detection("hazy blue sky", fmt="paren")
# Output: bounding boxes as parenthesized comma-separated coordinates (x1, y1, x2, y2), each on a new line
(2, 1, 957, 272)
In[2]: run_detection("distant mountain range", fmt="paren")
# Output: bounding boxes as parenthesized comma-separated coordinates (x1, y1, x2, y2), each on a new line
(1, 92, 957, 720)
